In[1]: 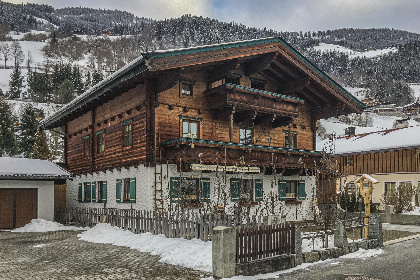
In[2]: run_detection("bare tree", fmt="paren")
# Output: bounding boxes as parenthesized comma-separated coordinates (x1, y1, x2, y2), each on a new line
(0, 43, 10, 68)
(10, 41, 24, 67)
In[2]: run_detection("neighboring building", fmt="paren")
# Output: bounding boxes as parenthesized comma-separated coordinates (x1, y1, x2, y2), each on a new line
(322, 126, 420, 207)
(40, 37, 364, 221)
(403, 102, 420, 115)
(0, 157, 71, 229)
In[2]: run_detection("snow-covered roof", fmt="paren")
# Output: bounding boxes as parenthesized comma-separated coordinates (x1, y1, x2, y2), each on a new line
(319, 126, 420, 155)
(0, 157, 71, 180)
(355, 174, 379, 184)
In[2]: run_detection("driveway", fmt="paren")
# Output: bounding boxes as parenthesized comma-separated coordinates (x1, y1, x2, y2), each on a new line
(0, 231, 209, 280)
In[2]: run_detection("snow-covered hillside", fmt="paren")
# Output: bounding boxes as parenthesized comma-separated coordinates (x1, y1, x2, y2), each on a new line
(313, 43, 398, 59)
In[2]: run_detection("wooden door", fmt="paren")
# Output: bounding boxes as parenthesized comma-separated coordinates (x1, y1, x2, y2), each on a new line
(0, 189, 14, 229)
(0, 189, 38, 229)
(15, 189, 38, 228)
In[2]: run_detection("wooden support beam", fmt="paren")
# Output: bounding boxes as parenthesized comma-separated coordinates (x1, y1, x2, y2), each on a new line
(244, 53, 276, 76)
(206, 59, 240, 83)
(271, 59, 300, 80)
(279, 77, 311, 96)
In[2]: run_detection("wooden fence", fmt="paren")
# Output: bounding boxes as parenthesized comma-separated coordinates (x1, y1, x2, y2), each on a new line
(67, 207, 274, 241)
(236, 223, 295, 263)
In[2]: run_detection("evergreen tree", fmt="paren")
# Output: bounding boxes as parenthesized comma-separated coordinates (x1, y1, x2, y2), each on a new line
(84, 71, 92, 89)
(7, 63, 23, 99)
(18, 103, 38, 157)
(57, 79, 75, 104)
(0, 98, 18, 156)
(92, 70, 104, 85)
(28, 71, 52, 103)
(31, 128, 50, 160)
(71, 65, 84, 91)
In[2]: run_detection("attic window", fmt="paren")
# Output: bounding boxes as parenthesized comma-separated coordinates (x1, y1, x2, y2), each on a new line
(250, 77, 266, 90)
(182, 82, 193, 96)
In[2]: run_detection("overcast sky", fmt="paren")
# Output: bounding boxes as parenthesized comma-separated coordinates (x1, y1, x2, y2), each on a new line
(5, 0, 420, 33)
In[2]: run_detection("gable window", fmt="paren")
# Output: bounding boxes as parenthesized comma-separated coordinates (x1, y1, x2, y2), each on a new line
(225, 74, 241, 85)
(181, 82, 193, 96)
(122, 120, 132, 147)
(182, 120, 199, 138)
(116, 178, 136, 203)
(96, 130, 105, 154)
(230, 178, 263, 203)
(239, 127, 253, 144)
(250, 77, 266, 90)
(83, 136, 90, 157)
(279, 180, 306, 201)
(97, 181, 107, 203)
(170, 177, 210, 204)
(284, 129, 298, 148)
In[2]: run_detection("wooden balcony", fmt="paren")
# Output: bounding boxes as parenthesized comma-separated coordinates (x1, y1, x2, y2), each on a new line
(161, 137, 324, 172)
(205, 84, 304, 126)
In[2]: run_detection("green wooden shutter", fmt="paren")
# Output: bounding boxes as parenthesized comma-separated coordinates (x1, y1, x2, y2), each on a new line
(116, 179, 122, 203)
(130, 178, 136, 203)
(78, 183, 82, 202)
(102, 181, 107, 203)
(170, 177, 180, 203)
(298, 180, 306, 200)
(86, 182, 91, 202)
(200, 178, 211, 202)
(254, 179, 263, 202)
(279, 180, 287, 201)
(91, 182, 97, 202)
(230, 178, 240, 201)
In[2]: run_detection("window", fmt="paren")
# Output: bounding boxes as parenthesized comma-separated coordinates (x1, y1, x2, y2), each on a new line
(122, 121, 132, 147)
(279, 180, 306, 201)
(284, 130, 298, 148)
(400, 181, 412, 190)
(170, 177, 210, 203)
(97, 131, 105, 154)
(83, 136, 90, 157)
(346, 155, 354, 166)
(182, 120, 199, 138)
(230, 178, 263, 202)
(181, 82, 193, 96)
(239, 128, 253, 144)
(384, 182, 396, 196)
(97, 181, 107, 203)
(250, 78, 266, 90)
(225, 76, 240, 85)
(116, 178, 136, 203)
(82, 182, 91, 202)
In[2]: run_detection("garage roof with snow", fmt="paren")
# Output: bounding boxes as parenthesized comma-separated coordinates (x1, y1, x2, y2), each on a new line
(0, 158, 71, 180)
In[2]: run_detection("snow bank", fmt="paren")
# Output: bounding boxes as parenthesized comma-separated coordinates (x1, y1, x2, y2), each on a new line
(78, 223, 212, 272)
(340, 248, 384, 260)
(12, 218, 86, 232)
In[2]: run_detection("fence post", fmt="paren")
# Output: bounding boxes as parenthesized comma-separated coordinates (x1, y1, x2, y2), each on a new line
(334, 219, 349, 254)
(294, 227, 303, 265)
(213, 226, 236, 279)
(368, 213, 383, 247)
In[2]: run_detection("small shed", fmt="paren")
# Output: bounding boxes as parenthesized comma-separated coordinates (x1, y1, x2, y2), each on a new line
(0, 157, 71, 229)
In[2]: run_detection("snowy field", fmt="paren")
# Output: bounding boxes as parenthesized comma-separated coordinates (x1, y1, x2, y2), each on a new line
(313, 43, 398, 59)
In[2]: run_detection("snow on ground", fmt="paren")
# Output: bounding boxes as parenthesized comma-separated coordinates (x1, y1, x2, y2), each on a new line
(340, 248, 384, 260)
(11, 219, 86, 232)
(78, 223, 212, 272)
(313, 43, 398, 59)
(345, 87, 367, 101)
(302, 234, 334, 252)
(408, 83, 420, 101)
(7, 99, 62, 119)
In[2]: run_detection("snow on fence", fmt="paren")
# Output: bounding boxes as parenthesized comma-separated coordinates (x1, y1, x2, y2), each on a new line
(66, 207, 272, 241)
(236, 223, 295, 263)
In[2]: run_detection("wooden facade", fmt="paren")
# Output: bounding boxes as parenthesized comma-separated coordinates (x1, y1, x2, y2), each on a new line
(41, 38, 364, 210)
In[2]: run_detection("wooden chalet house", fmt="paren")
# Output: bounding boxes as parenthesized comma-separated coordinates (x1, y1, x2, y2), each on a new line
(40, 38, 364, 221)
(322, 126, 420, 208)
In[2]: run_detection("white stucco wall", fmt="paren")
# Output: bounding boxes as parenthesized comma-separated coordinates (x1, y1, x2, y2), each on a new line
(69, 164, 317, 222)
(0, 180, 55, 221)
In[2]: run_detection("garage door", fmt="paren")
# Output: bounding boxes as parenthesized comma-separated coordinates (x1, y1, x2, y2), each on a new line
(0, 189, 38, 229)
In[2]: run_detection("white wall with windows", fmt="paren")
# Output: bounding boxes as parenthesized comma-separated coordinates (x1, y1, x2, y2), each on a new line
(68, 164, 317, 221)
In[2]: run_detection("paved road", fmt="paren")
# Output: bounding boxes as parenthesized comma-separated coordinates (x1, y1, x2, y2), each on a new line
(0, 231, 209, 280)
(270, 236, 420, 280)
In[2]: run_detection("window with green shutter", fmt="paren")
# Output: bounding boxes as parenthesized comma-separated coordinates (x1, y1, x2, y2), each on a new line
(78, 183, 82, 202)
(230, 178, 240, 201)
(255, 179, 263, 201)
(102, 181, 107, 202)
(116, 179, 122, 203)
(298, 180, 306, 200)
(85, 182, 91, 202)
(130, 178, 136, 203)
(91, 181, 97, 202)
(278, 180, 287, 201)
(170, 177, 180, 203)
(200, 178, 211, 202)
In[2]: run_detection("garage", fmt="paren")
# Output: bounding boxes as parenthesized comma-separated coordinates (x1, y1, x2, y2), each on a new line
(0, 189, 38, 229)
(0, 157, 71, 229)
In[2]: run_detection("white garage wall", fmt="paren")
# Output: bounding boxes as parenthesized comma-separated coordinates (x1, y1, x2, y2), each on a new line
(0, 180, 55, 221)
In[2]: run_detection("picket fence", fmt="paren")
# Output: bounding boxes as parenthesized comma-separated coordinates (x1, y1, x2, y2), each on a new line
(67, 207, 274, 242)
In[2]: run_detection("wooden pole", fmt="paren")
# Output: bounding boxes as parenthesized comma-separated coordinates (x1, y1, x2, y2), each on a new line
(358, 177, 373, 239)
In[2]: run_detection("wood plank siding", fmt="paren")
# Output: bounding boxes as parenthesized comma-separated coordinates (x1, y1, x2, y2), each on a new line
(336, 148, 420, 175)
